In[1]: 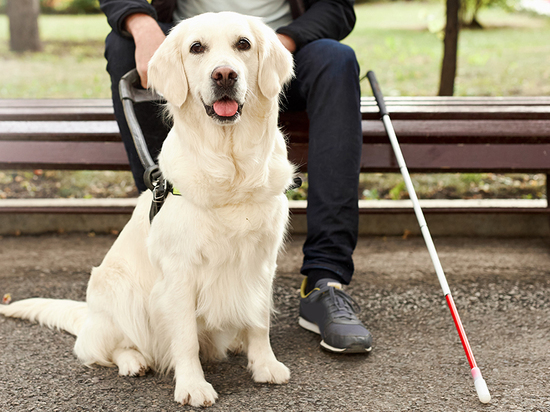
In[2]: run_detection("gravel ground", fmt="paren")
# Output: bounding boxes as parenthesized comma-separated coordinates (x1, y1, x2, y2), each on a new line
(1, 234, 549, 411)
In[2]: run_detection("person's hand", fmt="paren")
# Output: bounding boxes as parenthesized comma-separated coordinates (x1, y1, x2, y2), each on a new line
(277, 33, 296, 53)
(125, 14, 166, 88)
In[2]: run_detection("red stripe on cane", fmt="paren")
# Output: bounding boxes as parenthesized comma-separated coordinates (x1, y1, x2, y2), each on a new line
(445, 294, 477, 370)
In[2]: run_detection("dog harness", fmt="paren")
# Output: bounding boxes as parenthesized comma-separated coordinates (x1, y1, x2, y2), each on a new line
(144, 165, 181, 223)
(146, 165, 301, 224)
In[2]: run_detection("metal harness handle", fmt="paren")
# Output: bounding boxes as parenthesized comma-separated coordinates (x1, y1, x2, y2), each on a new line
(119, 69, 169, 221)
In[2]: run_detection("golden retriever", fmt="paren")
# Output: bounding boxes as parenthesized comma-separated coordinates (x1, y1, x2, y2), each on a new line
(0, 12, 295, 407)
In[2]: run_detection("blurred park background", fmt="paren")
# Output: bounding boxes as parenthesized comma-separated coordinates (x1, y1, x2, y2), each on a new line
(0, 0, 549, 201)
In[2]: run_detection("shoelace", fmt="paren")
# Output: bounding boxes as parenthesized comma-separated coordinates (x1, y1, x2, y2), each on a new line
(314, 285, 362, 320)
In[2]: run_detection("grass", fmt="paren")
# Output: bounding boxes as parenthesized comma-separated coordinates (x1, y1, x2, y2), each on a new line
(0, 170, 138, 199)
(0, 3, 548, 199)
(357, 172, 546, 201)
(0, 14, 111, 98)
(345, 2, 550, 96)
(1, 3, 550, 98)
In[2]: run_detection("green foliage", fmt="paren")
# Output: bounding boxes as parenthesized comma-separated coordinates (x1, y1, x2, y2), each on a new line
(389, 181, 407, 200)
(460, 173, 484, 184)
(40, 0, 100, 14)
(286, 177, 308, 200)
(460, 0, 520, 28)
(68, 0, 100, 14)
(358, 173, 546, 201)
(362, 188, 380, 200)
(0, 170, 137, 199)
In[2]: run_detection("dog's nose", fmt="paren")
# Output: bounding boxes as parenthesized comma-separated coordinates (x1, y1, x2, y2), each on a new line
(211, 66, 238, 88)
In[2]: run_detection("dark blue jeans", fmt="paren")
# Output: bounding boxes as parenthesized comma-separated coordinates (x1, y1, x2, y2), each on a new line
(104, 26, 362, 285)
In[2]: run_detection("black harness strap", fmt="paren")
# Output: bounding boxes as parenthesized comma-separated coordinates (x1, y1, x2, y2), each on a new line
(144, 165, 182, 223)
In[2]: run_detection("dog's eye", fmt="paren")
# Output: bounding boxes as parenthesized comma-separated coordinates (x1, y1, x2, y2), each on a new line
(236, 38, 251, 51)
(190, 42, 205, 54)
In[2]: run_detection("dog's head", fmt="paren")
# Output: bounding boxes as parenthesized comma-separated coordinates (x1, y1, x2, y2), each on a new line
(148, 12, 294, 125)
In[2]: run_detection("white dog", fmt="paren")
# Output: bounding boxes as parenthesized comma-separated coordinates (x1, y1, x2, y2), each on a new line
(0, 12, 295, 407)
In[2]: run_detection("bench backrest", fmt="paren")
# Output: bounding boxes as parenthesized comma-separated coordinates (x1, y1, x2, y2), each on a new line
(1, 97, 550, 173)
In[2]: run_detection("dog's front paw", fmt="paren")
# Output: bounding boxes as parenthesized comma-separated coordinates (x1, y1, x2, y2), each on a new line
(174, 380, 218, 407)
(249, 360, 290, 384)
(114, 349, 149, 377)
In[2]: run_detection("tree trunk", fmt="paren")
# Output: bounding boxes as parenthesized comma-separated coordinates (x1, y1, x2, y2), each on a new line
(7, 0, 42, 52)
(438, 0, 460, 96)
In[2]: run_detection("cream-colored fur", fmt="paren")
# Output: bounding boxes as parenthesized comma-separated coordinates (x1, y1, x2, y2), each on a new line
(0, 12, 295, 408)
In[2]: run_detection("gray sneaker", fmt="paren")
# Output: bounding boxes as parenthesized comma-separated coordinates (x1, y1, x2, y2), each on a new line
(299, 278, 373, 353)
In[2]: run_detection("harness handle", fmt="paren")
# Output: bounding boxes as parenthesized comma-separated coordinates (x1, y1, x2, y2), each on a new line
(119, 69, 165, 189)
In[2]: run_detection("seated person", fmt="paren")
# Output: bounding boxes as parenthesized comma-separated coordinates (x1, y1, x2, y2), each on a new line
(99, 0, 372, 353)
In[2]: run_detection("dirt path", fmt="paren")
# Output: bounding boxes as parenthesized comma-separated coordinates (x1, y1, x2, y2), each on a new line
(1, 234, 549, 411)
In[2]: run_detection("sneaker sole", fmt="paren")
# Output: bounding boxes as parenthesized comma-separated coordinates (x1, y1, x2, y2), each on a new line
(298, 317, 372, 354)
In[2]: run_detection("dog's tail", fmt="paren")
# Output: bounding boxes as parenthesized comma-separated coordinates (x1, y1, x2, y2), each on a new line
(0, 298, 88, 336)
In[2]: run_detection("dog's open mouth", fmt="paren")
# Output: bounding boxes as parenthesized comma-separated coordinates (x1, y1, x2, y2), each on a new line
(204, 96, 243, 123)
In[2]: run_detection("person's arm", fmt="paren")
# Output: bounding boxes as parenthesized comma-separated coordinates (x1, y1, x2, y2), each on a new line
(276, 0, 356, 52)
(125, 13, 166, 88)
(277, 33, 297, 53)
(99, 0, 158, 37)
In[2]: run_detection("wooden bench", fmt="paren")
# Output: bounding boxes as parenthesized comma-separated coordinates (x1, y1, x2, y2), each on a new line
(1, 97, 549, 221)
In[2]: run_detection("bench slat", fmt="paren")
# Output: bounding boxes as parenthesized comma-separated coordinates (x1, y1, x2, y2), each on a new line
(3, 96, 550, 108)
(3, 108, 548, 121)
(1, 199, 547, 216)
(284, 119, 550, 143)
(3, 140, 548, 173)
(0, 99, 112, 107)
(3, 119, 549, 144)
(0, 108, 115, 121)
(2, 206, 548, 215)
(0, 121, 121, 141)
(3, 140, 548, 172)
(363, 120, 550, 142)
(3, 97, 550, 121)
(361, 96, 550, 107)
(287, 142, 550, 173)
(0, 141, 130, 170)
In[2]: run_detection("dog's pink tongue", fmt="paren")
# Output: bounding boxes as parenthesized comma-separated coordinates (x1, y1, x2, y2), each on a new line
(213, 99, 238, 117)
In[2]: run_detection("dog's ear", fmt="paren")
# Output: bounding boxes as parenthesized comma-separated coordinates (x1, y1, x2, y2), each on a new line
(253, 20, 294, 100)
(148, 26, 188, 107)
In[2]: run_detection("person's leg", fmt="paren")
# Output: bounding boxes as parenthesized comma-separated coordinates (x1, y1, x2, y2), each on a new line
(284, 39, 371, 353)
(104, 23, 173, 192)
(284, 39, 362, 287)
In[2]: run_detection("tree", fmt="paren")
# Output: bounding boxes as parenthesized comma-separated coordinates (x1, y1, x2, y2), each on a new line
(461, 0, 487, 28)
(460, 0, 518, 29)
(7, 0, 42, 52)
(438, 0, 460, 96)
